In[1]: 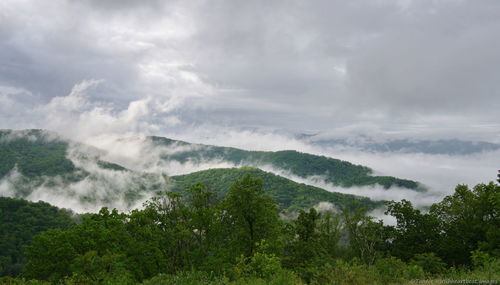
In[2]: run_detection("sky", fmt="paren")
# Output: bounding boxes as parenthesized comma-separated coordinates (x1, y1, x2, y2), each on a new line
(0, 0, 499, 208)
(1, 0, 499, 142)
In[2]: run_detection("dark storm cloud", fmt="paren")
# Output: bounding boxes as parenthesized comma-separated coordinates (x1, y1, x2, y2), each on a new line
(0, 0, 499, 141)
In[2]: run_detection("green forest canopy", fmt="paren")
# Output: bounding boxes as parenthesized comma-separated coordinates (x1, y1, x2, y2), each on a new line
(1, 174, 498, 284)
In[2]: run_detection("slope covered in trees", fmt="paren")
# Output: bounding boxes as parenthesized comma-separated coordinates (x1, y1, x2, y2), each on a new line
(0, 197, 76, 277)
(0, 130, 166, 209)
(0, 130, 75, 178)
(0, 129, 421, 213)
(0, 129, 423, 192)
(1, 175, 498, 284)
(170, 167, 382, 212)
(151, 136, 423, 190)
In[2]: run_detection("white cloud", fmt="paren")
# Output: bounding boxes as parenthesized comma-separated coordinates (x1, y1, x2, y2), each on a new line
(1, 0, 499, 214)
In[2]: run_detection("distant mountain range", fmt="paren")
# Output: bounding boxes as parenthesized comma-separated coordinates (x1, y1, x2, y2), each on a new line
(0, 129, 422, 212)
(171, 167, 381, 213)
(149, 136, 423, 190)
(304, 136, 500, 155)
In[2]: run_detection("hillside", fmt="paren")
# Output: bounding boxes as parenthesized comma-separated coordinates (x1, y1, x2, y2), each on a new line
(0, 129, 420, 212)
(151, 136, 423, 190)
(0, 129, 166, 211)
(171, 167, 382, 212)
(0, 129, 75, 178)
(0, 197, 76, 276)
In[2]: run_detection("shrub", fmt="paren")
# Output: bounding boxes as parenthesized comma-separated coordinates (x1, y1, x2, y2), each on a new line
(410, 253, 447, 275)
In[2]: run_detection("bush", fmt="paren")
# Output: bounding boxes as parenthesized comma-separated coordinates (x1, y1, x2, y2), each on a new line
(233, 240, 282, 280)
(410, 253, 446, 275)
(141, 271, 227, 285)
(0, 277, 50, 284)
(310, 259, 376, 285)
(376, 256, 421, 283)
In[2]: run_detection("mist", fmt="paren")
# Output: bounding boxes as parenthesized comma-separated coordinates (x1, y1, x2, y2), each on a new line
(1, 0, 499, 214)
(59, 126, 499, 212)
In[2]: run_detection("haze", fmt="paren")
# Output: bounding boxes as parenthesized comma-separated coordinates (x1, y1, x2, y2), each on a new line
(1, 0, 499, 204)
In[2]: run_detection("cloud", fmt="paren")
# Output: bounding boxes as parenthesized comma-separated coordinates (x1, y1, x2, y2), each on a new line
(1, 0, 499, 213)
(0, 0, 498, 140)
(0, 136, 170, 213)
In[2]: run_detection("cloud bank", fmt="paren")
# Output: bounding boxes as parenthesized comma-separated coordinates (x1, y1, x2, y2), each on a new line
(0, 0, 498, 211)
(0, 0, 499, 141)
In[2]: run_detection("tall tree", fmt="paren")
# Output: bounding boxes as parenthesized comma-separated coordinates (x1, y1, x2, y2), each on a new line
(430, 182, 499, 265)
(223, 174, 281, 257)
(385, 200, 442, 261)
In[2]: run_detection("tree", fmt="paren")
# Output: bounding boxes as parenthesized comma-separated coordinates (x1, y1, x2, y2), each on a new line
(430, 182, 499, 265)
(343, 207, 385, 265)
(22, 229, 76, 282)
(0, 197, 75, 277)
(223, 174, 281, 258)
(385, 200, 442, 261)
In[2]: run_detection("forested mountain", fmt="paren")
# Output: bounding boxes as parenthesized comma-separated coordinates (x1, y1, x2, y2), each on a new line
(0, 129, 423, 212)
(1, 175, 498, 284)
(0, 197, 76, 277)
(0, 129, 167, 211)
(0, 130, 498, 284)
(170, 167, 382, 213)
(150, 136, 423, 190)
(0, 129, 75, 178)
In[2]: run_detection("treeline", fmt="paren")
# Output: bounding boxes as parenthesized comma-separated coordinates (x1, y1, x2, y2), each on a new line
(151, 135, 422, 190)
(0, 130, 75, 178)
(1, 174, 499, 284)
(171, 167, 381, 213)
(0, 198, 75, 277)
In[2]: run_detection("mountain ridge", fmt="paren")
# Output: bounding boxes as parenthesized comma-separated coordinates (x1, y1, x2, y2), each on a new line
(0, 129, 423, 213)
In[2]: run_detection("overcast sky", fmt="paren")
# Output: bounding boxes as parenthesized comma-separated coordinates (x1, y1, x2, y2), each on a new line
(1, 0, 499, 142)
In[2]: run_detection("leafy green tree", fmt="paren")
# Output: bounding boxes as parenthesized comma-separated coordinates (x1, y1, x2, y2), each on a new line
(385, 200, 442, 261)
(283, 208, 321, 280)
(430, 182, 499, 265)
(69, 251, 134, 284)
(316, 210, 343, 258)
(0, 198, 75, 277)
(343, 207, 385, 265)
(142, 192, 193, 273)
(223, 174, 282, 258)
(233, 240, 282, 280)
(284, 208, 344, 282)
(410, 253, 446, 275)
(22, 229, 76, 282)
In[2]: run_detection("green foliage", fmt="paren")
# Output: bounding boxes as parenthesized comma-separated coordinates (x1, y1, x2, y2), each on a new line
(0, 130, 75, 178)
(3, 174, 499, 284)
(384, 199, 442, 261)
(172, 167, 381, 213)
(233, 241, 282, 280)
(283, 208, 344, 282)
(374, 256, 425, 284)
(151, 135, 423, 191)
(430, 182, 500, 265)
(19, 174, 285, 283)
(0, 277, 50, 284)
(0, 197, 75, 277)
(309, 259, 376, 285)
(140, 270, 303, 285)
(446, 255, 500, 283)
(342, 207, 385, 265)
(141, 272, 228, 285)
(308, 258, 425, 285)
(223, 174, 282, 257)
(23, 229, 76, 282)
(410, 253, 447, 275)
